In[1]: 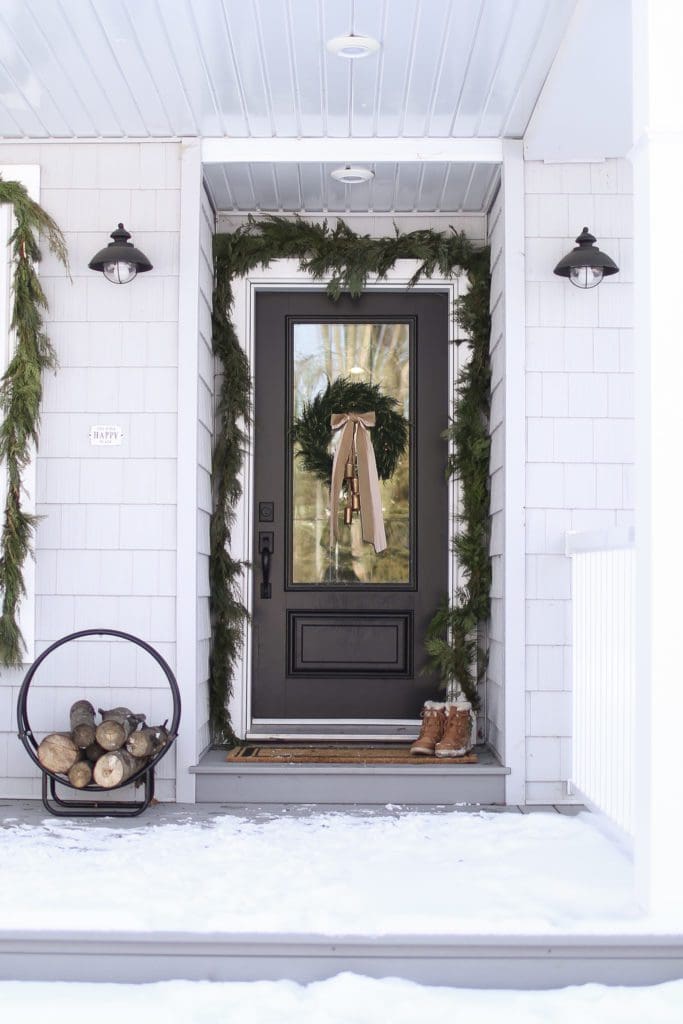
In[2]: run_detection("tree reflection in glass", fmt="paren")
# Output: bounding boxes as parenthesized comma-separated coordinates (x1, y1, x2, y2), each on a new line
(291, 322, 410, 585)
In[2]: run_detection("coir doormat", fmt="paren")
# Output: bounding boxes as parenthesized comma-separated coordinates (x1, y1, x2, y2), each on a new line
(226, 744, 478, 765)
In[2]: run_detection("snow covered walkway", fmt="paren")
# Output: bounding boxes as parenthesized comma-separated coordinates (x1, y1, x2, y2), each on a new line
(0, 804, 680, 935)
(1, 974, 683, 1023)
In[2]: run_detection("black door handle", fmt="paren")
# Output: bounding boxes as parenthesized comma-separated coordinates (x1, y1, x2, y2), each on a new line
(259, 532, 273, 599)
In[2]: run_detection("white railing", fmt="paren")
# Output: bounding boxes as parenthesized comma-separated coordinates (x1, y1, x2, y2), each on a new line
(566, 527, 635, 839)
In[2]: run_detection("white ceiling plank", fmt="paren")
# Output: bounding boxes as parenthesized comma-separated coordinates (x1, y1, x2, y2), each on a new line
(0, 58, 48, 138)
(273, 163, 303, 211)
(0, 8, 74, 137)
(253, 0, 299, 138)
(321, 0, 353, 136)
(201, 137, 505, 163)
(348, 174, 374, 213)
(326, 179, 349, 213)
(393, 162, 422, 212)
(417, 163, 450, 212)
(91, 0, 174, 136)
(298, 162, 326, 211)
(48, 0, 149, 137)
(400, 0, 454, 138)
(24, 0, 123, 137)
(375, 0, 421, 138)
(349, 0, 385, 138)
(4, 2, 98, 137)
(221, 0, 275, 137)
(502, 0, 576, 137)
(249, 163, 279, 211)
(427, 0, 483, 137)
(286, 0, 325, 137)
(451, 0, 518, 137)
(440, 162, 475, 212)
(122, 0, 204, 137)
(365, 163, 395, 213)
(192, 0, 251, 137)
(476, 0, 553, 138)
(223, 164, 257, 211)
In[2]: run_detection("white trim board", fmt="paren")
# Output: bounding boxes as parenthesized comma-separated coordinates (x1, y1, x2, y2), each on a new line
(227, 260, 464, 739)
(202, 138, 504, 165)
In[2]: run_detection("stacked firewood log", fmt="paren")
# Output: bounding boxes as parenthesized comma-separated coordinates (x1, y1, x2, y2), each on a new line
(36, 701, 170, 788)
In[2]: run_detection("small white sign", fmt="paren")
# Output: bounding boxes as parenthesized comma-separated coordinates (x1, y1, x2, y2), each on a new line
(89, 425, 123, 446)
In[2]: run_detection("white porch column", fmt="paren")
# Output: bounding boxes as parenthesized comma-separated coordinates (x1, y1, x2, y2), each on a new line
(632, 1, 683, 910)
(501, 140, 527, 805)
(175, 139, 203, 803)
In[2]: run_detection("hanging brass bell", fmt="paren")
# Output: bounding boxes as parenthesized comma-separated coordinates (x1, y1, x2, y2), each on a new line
(344, 459, 354, 480)
(350, 477, 360, 495)
(343, 505, 353, 525)
(351, 492, 361, 512)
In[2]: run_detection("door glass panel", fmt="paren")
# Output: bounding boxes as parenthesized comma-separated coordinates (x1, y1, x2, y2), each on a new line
(291, 321, 411, 585)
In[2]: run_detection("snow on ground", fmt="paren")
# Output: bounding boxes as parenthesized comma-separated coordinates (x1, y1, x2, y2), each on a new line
(1, 975, 683, 1024)
(0, 808, 680, 934)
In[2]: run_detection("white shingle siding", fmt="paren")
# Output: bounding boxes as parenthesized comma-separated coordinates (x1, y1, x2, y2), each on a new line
(0, 142, 181, 799)
(486, 187, 505, 759)
(523, 158, 634, 804)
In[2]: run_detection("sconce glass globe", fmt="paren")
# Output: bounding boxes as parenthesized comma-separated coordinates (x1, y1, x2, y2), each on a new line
(103, 260, 138, 285)
(569, 265, 604, 290)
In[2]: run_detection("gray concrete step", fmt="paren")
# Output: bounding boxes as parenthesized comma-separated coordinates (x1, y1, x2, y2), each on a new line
(190, 745, 509, 805)
(2, 930, 683, 989)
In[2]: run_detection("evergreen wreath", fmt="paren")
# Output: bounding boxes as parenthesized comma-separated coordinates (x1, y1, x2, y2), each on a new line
(210, 215, 491, 740)
(0, 178, 68, 666)
(291, 377, 409, 486)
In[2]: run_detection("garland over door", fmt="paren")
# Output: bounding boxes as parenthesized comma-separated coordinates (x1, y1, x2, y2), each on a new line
(251, 290, 448, 726)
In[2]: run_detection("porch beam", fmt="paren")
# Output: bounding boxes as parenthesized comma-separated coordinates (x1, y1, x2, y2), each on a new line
(632, 0, 683, 911)
(201, 137, 504, 165)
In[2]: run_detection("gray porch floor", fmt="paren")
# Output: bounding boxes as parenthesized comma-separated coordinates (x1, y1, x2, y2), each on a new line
(0, 797, 582, 829)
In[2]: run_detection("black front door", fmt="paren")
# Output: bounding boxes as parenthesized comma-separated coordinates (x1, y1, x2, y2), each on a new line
(252, 289, 448, 725)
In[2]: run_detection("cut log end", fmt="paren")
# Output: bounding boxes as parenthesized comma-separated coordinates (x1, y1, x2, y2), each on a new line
(93, 749, 147, 788)
(70, 701, 97, 749)
(126, 724, 170, 759)
(37, 733, 80, 775)
(68, 761, 93, 789)
(95, 720, 127, 751)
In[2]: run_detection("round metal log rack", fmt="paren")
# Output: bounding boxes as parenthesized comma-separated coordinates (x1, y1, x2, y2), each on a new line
(16, 629, 181, 818)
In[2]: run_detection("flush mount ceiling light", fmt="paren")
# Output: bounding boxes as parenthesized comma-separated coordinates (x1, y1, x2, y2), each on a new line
(553, 227, 619, 289)
(331, 165, 375, 185)
(88, 223, 153, 285)
(326, 33, 380, 58)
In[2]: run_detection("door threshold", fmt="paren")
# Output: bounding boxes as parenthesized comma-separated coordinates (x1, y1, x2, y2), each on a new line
(247, 719, 420, 742)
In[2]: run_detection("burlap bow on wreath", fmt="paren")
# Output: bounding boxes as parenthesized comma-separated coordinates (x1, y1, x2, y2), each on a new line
(290, 377, 410, 554)
(330, 412, 387, 553)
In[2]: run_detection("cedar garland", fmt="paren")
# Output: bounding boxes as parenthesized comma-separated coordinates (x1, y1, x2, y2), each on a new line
(0, 178, 68, 666)
(210, 215, 491, 740)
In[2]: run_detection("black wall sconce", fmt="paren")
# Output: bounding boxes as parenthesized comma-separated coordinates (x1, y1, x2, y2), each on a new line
(88, 223, 153, 285)
(553, 227, 619, 289)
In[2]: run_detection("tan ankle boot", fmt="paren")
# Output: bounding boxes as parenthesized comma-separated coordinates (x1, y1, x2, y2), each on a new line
(410, 702, 446, 756)
(435, 701, 473, 758)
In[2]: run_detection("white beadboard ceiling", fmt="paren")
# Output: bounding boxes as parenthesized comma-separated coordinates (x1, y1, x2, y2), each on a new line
(0, 0, 575, 140)
(203, 161, 500, 214)
(0, 0, 580, 213)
